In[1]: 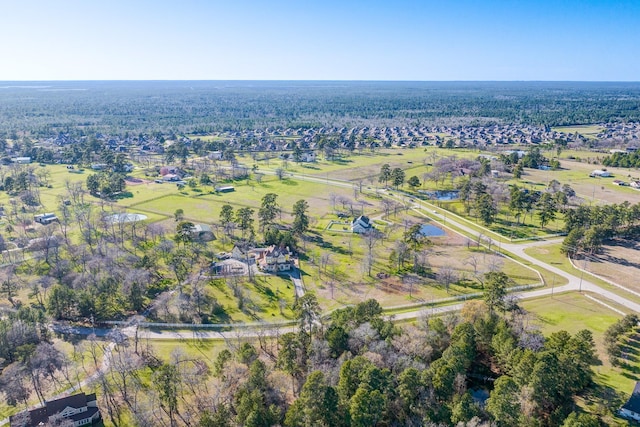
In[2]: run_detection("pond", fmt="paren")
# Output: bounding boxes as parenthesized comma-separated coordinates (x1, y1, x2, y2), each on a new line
(418, 190, 460, 200)
(419, 224, 445, 237)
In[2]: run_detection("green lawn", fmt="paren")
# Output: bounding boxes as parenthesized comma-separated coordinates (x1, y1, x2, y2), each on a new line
(129, 176, 375, 225)
(147, 338, 226, 362)
(552, 125, 605, 139)
(257, 147, 482, 182)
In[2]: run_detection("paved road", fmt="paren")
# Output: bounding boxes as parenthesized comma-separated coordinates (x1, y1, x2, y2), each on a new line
(418, 202, 640, 313)
(289, 268, 306, 298)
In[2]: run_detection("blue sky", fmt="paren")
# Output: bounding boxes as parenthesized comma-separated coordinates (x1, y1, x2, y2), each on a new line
(1, 0, 638, 81)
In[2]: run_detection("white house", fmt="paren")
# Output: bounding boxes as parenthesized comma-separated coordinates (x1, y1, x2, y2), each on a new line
(10, 392, 101, 427)
(620, 382, 640, 421)
(34, 213, 58, 225)
(351, 215, 373, 234)
(301, 151, 317, 162)
(12, 157, 31, 164)
(215, 185, 235, 192)
(590, 169, 612, 178)
(209, 151, 224, 160)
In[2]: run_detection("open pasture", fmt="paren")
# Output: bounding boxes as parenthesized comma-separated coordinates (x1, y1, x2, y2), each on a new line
(260, 147, 482, 182)
(552, 124, 605, 139)
(520, 159, 640, 205)
(588, 241, 640, 295)
(130, 176, 381, 224)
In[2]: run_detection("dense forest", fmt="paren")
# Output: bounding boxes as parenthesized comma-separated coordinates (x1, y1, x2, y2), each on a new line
(1, 294, 604, 427)
(1, 81, 640, 136)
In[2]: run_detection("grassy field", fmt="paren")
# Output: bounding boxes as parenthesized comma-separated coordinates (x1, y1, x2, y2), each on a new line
(257, 147, 482, 182)
(128, 175, 377, 225)
(301, 208, 541, 312)
(524, 243, 640, 306)
(520, 160, 640, 206)
(590, 242, 640, 295)
(552, 125, 605, 139)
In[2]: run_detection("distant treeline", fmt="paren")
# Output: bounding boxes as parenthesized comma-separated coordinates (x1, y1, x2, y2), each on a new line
(1, 81, 640, 137)
(602, 151, 640, 168)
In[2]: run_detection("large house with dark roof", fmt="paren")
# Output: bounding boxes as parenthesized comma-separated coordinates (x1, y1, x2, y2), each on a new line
(10, 392, 101, 427)
(620, 381, 640, 421)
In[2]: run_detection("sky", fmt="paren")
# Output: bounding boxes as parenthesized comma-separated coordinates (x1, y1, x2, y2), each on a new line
(1, 0, 639, 81)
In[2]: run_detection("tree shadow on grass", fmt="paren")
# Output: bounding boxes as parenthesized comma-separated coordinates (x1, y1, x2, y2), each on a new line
(581, 382, 626, 413)
(330, 158, 353, 165)
(210, 304, 232, 324)
(308, 235, 352, 256)
(112, 191, 134, 200)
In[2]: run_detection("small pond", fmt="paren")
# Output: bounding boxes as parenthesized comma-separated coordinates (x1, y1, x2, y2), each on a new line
(418, 190, 460, 200)
(419, 224, 445, 237)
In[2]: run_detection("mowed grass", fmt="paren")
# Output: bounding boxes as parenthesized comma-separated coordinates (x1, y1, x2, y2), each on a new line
(130, 176, 377, 224)
(518, 161, 640, 206)
(301, 208, 541, 312)
(146, 338, 226, 363)
(258, 147, 483, 182)
(552, 125, 605, 139)
(0, 164, 88, 211)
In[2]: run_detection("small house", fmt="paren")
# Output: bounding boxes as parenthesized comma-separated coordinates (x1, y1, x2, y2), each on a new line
(12, 157, 32, 164)
(301, 151, 317, 162)
(231, 245, 251, 261)
(215, 185, 235, 193)
(351, 215, 373, 234)
(34, 213, 58, 225)
(190, 224, 215, 242)
(9, 392, 101, 427)
(208, 151, 224, 160)
(620, 381, 640, 421)
(590, 169, 612, 178)
(163, 174, 180, 182)
(159, 166, 180, 176)
(90, 163, 108, 171)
